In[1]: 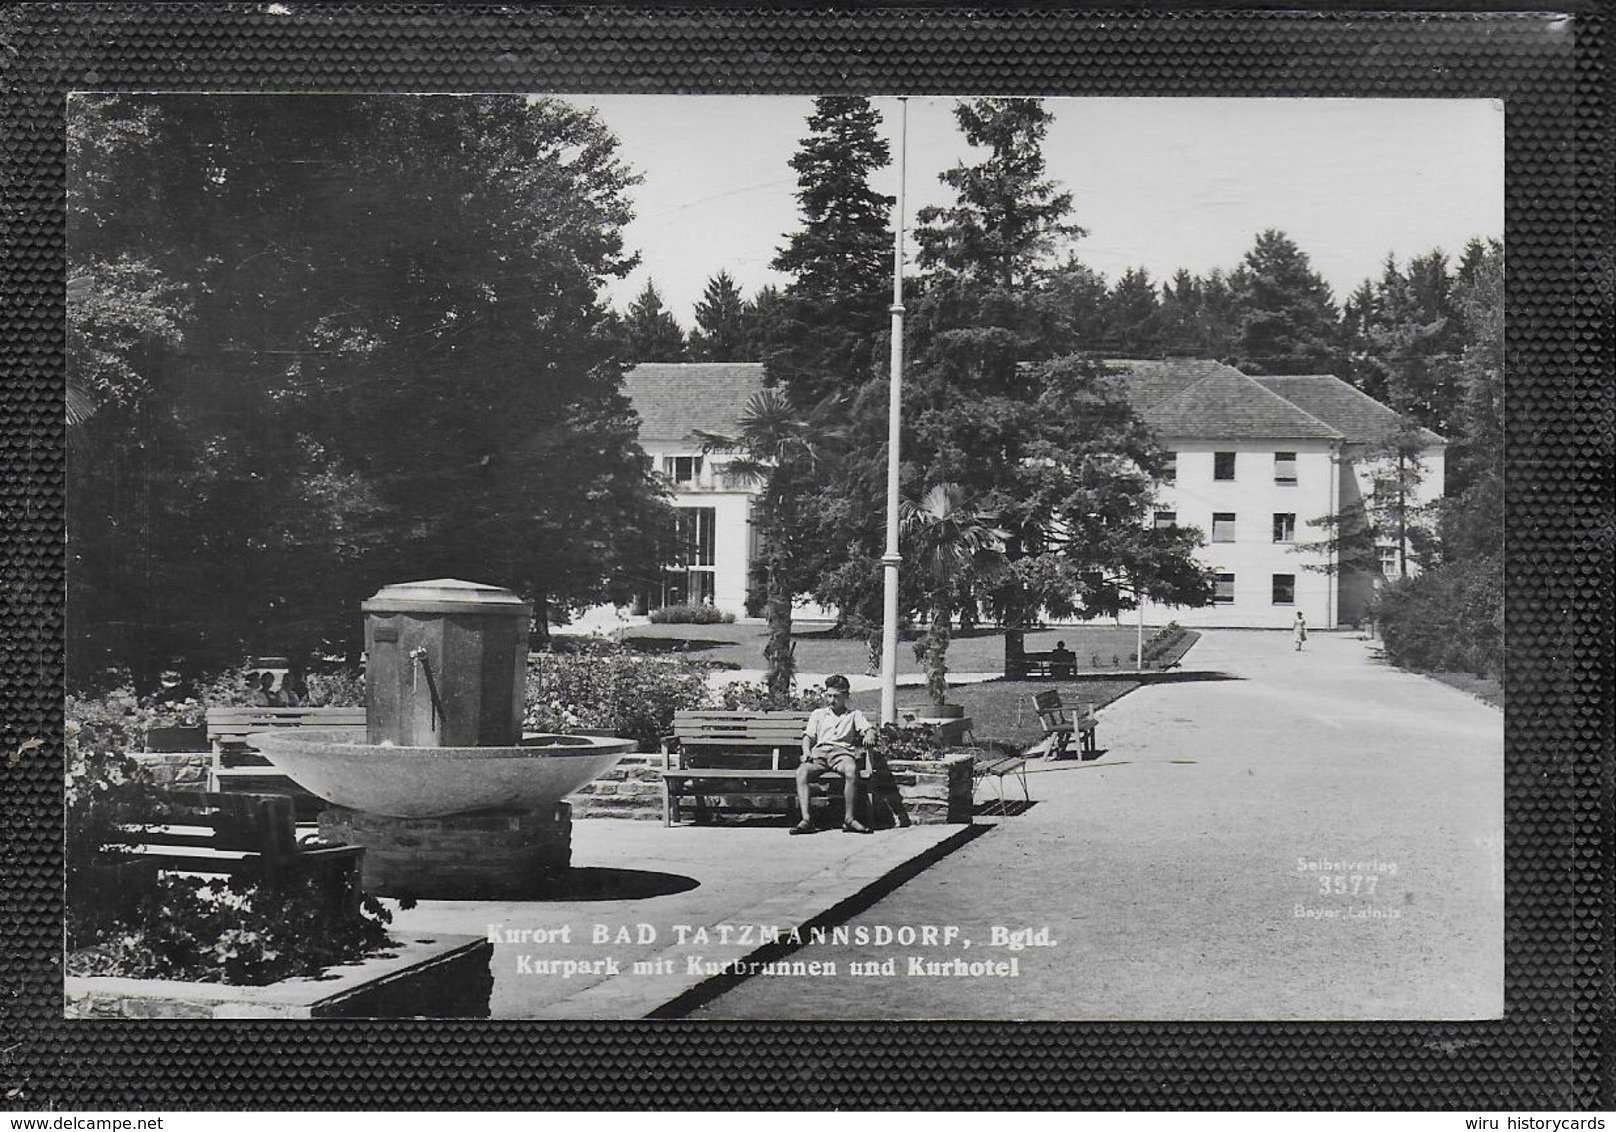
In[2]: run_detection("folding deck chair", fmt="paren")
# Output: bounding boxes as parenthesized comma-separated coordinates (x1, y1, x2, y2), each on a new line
(1031, 689, 1098, 760)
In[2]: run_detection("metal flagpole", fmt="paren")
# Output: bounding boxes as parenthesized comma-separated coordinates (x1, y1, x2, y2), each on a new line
(879, 97, 908, 725)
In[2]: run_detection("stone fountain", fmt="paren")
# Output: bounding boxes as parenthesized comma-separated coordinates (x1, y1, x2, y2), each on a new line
(251, 579, 635, 899)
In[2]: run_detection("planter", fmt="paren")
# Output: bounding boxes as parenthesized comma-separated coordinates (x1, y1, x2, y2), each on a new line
(64, 932, 493, 1019)
(896, 708, 973, 747)
(869, 752, 975, 828)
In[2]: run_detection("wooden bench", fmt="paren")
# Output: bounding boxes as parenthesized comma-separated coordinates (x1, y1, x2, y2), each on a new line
(659, 710, 872, 827)
(1008, 651, 1078, 679)
(123, 790, 364, 914)
(206, 706, 367, 815)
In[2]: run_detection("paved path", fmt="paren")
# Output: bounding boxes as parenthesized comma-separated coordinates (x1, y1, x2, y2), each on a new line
(385, 816, 975, 1019)
(695, 629, 1504, 1021)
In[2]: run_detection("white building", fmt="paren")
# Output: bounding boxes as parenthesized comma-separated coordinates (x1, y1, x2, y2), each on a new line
(620, 362, 764, 615)
(614, 359, 1444, 629)
(1112, 360, 1445, 629)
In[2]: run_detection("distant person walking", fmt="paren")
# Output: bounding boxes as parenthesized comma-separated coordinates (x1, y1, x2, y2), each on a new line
(1293, 612, 1308, 652)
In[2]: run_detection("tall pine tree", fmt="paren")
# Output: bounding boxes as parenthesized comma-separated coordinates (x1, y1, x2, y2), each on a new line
(1232, 229, 1343, 375)
(621, 280, 687, 361)
(815, 97, 1209, 679)
(768, 96, 894, 406)
(687, 270, 749, 361)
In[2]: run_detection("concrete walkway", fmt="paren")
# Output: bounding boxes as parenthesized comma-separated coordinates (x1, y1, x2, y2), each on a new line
(385, 814, 979, 1019)
(695, 629, 1504, 1021)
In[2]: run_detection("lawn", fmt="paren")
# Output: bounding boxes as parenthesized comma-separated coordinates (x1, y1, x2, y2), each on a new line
(1423, 670, 1504, 710)
(588, 620, 1176, 679)
(846, 676, 1145, 748)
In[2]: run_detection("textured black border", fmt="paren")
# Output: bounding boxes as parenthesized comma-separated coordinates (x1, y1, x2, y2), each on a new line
(2, 3, 1607, 1111)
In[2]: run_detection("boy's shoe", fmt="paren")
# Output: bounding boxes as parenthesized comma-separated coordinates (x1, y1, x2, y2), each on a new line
(842, 820, 873, 834)
(789, 821, 815, 835)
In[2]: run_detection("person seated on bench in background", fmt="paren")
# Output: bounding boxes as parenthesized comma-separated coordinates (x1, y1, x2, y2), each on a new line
(251, 670, 284, 707)
(793, 674, 875, 836)
(1049, 640, 1077, 678)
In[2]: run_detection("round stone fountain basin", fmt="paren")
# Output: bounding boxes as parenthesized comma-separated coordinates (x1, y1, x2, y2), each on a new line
(250, 728, 636, 818)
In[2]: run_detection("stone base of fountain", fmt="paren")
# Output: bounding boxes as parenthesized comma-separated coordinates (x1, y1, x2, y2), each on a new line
(319, 803, 573, 900)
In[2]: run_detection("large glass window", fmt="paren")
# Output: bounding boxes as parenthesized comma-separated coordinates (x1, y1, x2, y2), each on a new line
(674, 507, 716, 567)
(1162, 452, 1177, 484)
(1153, 510, 1177, 530)
(1213, 451, 1236, 481)
(1212, 513, 1237, 542)
(1212, 574, 1236, 604)
(1273, 513, 1296, 543)
(644, 507, 717, 612)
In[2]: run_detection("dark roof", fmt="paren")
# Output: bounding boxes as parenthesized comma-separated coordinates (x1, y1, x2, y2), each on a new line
(1253, 374, 1447, 446)
(1105, 359, 1342, 440)
(621, 362, 765, 443)
(1100, 358, 1248, 414)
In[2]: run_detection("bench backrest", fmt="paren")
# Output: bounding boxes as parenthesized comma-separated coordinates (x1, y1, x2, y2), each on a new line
(668, 710, 811, 770)
(1032, 690, 1095, 730)
(148, 790, 299, 855)
(206, 706, 368, 748)
(671, 710, 810, 743)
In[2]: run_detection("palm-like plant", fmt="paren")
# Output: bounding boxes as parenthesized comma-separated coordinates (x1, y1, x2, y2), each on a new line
(902, 482, 1010, 708)
(697, 388, 838, 701)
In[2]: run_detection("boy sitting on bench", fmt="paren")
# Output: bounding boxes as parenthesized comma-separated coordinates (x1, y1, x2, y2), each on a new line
(793, 674, 875, 835)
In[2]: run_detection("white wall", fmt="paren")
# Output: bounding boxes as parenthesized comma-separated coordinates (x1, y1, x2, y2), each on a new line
(1141, 438, 1337, 628)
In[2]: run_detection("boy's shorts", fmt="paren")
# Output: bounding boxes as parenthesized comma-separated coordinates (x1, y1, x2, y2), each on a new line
(802, 744, 860, 777)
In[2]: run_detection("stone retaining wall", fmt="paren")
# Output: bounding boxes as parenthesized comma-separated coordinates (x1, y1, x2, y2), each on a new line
(566, 753, 665, 820)
(65, 934, 493, 1019)
(132, 750, 211, 792)
(318, 805, 571, 899)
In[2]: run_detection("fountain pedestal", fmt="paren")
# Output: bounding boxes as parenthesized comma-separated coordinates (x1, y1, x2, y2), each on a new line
(319, 803, 573, 900)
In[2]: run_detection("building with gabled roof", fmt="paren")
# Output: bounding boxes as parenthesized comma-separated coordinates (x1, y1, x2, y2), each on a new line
(611, 358, 1444, 629)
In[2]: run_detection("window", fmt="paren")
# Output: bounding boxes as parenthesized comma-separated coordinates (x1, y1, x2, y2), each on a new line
(1272, 574, 1296, 605)
(1162, 452, 1177, 484)
(1212, 574, 1236, 604)
(1213, 451, 1236, 481)
(1212, 513, 1237, 542)
(1272, 513, 1296, 543)
(663, 455, 703, 485)
(674, 507, 716, 567)
(1153, 510, 1177, 530)
(647, 506, 717, 613)
(1275, 451, 1298, 485)
(1379, 545, 1401, 576)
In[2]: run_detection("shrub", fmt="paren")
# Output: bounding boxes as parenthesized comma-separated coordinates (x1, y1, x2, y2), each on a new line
(524, 640, 712, 750)
(66, 875, 393, 986)
(872, 722, 951, 763)
(648, 603, 735, 625)
(1376, 555, 1503, 679)
(65, 706, 160, 946)
(714, 680, 825, 712)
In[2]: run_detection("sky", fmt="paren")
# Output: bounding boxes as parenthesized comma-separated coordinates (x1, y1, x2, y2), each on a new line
(561, 95, 1504, 326)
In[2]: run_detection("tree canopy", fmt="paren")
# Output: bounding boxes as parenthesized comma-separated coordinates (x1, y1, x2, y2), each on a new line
(687, 270, 750, 361)
(808, 98, 1212, 663)
(67, 94, 671, 690)
(767, 95, 894, 407)
(621, 279, 688, 362)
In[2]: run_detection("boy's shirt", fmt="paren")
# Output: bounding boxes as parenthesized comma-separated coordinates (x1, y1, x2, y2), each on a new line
(803, 705, 874, 750)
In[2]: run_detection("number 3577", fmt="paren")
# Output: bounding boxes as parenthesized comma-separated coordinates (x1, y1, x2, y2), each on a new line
(1318, 875, 1378, 896)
